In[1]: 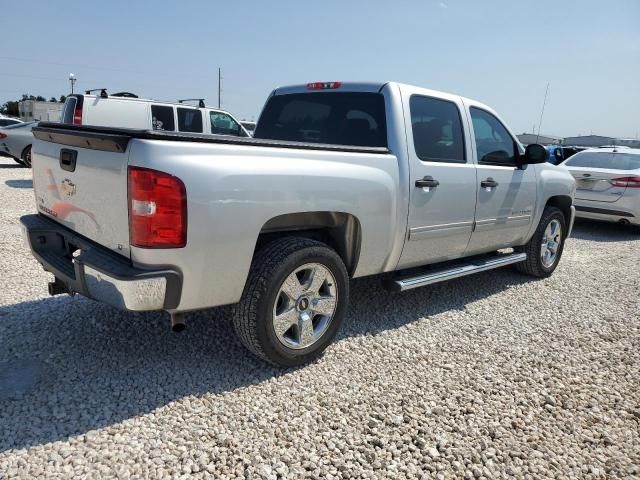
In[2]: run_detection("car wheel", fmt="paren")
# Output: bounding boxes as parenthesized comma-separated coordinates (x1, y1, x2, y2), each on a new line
(232, 237, 349, 367)
(21, 145, 32, 168)
(515, 206, 566, 277)
(12, 156, 25, 166)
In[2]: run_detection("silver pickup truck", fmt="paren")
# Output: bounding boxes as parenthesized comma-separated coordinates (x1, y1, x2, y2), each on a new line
(21, 81, 576, 366)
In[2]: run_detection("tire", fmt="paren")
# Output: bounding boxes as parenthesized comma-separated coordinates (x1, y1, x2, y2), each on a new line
(515, 206, 566, 277)
(21, 145, 32, 168)
(232, 237, 349, 367)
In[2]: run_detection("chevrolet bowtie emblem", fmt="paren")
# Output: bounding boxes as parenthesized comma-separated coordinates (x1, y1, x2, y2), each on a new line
(61, 178, 76, 196)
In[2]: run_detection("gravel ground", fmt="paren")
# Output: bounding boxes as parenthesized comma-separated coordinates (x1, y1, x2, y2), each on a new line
(0, 156, 639, 479)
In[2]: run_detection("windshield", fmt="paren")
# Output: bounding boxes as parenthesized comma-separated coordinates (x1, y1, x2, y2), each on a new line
(255, 92, 387, 148)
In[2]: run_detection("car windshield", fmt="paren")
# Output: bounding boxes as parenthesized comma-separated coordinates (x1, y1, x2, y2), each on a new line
(2, 121, 36, 130)
(255, 92, 387, 148)
(565, 151, 640, 170)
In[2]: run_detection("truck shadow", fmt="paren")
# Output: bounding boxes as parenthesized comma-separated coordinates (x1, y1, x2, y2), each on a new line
(570, 219, 639, 242)
(0, 269, 533, 452)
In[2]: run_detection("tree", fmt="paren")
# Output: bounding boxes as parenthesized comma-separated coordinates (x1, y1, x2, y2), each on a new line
(49, 97, 57, 103)
(0, 101, 19, 116)
(35, 95, 46, 101)
(59, 95, 67, 103)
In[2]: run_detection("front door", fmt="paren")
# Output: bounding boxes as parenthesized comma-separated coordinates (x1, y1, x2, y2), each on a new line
(397, 92, 478, 269)
(464, 105, 537, 255)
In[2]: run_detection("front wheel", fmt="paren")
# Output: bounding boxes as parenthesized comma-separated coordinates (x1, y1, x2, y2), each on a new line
(21, 145, 32, 168)
(515, 206, 566, 277)
(232, 237, 349, 367)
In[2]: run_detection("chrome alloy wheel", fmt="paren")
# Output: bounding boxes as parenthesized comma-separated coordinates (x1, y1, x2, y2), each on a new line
(272, 263, 338, 350)
(541, 219, 562, 268)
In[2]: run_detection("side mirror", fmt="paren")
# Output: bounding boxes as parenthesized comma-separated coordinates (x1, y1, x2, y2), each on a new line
(519, 144, 547, 166)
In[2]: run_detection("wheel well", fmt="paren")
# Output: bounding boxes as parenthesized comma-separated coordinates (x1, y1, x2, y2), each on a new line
(256, 212, 362, 276)
(546, 195, 572, 223)
(21, 144, 31, 159)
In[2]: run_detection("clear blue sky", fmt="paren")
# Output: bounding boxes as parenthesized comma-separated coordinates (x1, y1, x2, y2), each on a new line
(3, 0, 639, 137)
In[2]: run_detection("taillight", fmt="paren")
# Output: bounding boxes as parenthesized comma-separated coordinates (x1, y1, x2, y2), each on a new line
(610, 176, 640, 188)
(128, 166, 187, 248)
(0, 133, 6, 140)
(73, 105, 82, 125)
(306, 81, 342, 90)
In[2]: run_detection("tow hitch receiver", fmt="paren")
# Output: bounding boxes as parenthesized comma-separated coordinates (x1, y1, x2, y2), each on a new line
(48, 278, 70, 296)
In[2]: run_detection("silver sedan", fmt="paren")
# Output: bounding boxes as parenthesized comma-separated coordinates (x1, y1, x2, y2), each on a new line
(563, 147, 640, 228)
(0, 121, 37, 167)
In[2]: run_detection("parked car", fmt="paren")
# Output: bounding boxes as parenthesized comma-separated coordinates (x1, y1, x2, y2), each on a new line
(0, 116, 23, 127)
(0, 121, 37, 167)
(21, 81, 575, 366)
(241, 121, 256, 136)
(545, 145, 584, 165)
(562, 147, 640, 228)
(61, 90, 250, 137)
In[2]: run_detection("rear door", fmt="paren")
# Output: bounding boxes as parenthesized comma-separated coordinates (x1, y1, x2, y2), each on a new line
(564, 151, 630, 203)
(31, 127, 131, 257)
(396, 90, 478, 269)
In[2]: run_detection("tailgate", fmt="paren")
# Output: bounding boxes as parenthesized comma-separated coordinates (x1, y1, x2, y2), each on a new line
(31, 126, 132, 258)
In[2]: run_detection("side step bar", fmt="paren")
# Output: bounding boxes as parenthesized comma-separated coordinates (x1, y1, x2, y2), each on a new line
(385, 253, 527, 292)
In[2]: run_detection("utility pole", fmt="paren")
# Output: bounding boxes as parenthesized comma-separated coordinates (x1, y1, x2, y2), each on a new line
(69, 73, 77, 94)
(218, 68, 221, 109)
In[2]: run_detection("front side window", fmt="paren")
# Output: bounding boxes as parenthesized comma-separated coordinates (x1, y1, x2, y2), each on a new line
(470, 107, 517, 165)
(255, 92, 387, 147)
(177, 108, 203, 133)
(151, 105, 175, 131)
(210, 112, 242, 136)
(410, 95, 465, 162)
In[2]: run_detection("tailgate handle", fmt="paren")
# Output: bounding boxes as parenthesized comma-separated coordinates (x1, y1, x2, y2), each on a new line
(60, 149, 77, 172)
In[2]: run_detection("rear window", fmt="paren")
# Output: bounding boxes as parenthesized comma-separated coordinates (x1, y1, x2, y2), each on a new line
(61, 97, 78, 124)
(177, 108, 203, 133)
(565, 151, 640, 170)
(254, 92, 387, 147)
(151, 105, 175, 131)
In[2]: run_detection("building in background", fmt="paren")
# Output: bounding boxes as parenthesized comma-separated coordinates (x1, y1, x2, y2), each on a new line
(18, 100, 63, 122)
(517, 133, 562, 146)
(562, 135, 615, 147)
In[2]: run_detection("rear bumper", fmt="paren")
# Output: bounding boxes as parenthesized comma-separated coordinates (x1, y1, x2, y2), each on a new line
(574, 201, 639, 226)
(20, 214, 182, 311)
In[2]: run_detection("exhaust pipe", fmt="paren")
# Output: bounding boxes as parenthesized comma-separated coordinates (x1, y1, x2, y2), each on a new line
(170, 313, 186, 332)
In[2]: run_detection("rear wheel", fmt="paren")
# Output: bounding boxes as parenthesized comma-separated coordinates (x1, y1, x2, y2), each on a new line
(21, 145, 32, 168)
(515, 206, 566, 277)
(232, 237, 349, 367)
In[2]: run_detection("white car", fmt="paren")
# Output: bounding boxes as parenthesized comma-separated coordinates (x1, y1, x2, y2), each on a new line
(60, 90, 250, 137)
(0, 121, 37, 167)
(0, 116, 23, 127)
(563, 147, 640, 229)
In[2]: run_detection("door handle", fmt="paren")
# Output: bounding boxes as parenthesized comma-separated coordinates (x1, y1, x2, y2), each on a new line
(481, 178, 499, 188)
(415, 176, 440, 188)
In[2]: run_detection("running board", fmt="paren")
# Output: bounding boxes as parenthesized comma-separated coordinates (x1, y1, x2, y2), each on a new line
(385, 253, 527, 292)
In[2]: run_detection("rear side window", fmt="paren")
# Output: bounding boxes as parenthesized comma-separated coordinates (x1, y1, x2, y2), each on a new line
(177, 108, 203, 133)
(255, 92, 387, 147)
(565, 151, 640, 170)
(470, 107, 517, 165)
(151, 105, 175, 131)
(410, 96, 465, 162)
(210, 112, 242, 136)
(61, 97, 78, 124)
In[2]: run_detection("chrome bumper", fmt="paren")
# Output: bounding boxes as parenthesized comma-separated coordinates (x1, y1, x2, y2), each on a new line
(20, 214, 181, 311)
